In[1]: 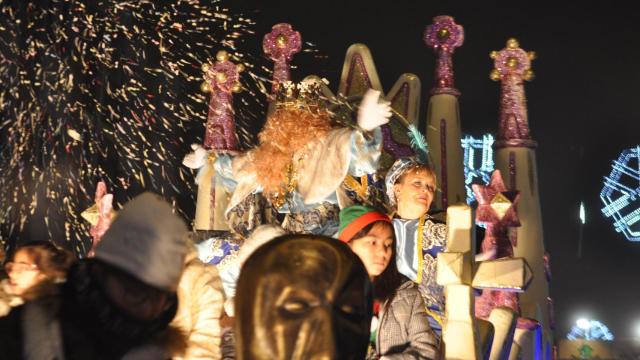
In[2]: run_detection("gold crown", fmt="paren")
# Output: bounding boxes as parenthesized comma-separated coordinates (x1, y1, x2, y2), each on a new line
(274, 80, 327, 112)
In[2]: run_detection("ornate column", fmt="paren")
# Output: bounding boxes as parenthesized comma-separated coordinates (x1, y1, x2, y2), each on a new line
(201, 50, 243, 152)
(263, 23, 301, 94)
(195, 50, 243, 230)
(490, 38, 553, 359)
(424, 16, 466, 213)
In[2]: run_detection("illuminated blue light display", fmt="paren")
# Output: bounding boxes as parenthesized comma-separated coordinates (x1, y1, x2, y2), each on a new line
(567, 319, 614, 341)
(600, 146, 640, 241)
(461, 134, 495, 204)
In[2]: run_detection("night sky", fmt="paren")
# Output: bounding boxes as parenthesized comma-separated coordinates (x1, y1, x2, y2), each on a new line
(232, 0, 640, 340)
(1, 0, 639, 342)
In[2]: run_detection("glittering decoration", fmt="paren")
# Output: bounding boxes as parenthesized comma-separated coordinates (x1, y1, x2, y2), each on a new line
(424, 15, 463, 96)
(543, 251, 552, 282)
(85, 181, 114, 257)
(461, 134, 495, 204)
(509, 151, 517, 190)
(473, 170, 522, 319)
(516, 317, 541, 330)
(262, 23, 301, 90)
(202, 51, 242, 151)
(439, 119, 448, 210)
(491, 38, 537, 149)
(600, 146, 640, 241)
(381, 125, 414, 160)
(474, 171, 520, 230)
(342, 54, 374, 96)
(0, 1, 267, 256)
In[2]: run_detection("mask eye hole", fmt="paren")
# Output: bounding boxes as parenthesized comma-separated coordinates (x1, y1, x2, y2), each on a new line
(340, 304, 355, 314)
(336, 302, 365, 323)
(281, 298, 310, 315)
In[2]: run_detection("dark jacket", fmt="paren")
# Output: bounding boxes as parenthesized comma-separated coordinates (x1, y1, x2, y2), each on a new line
(0, 261, 179, 360)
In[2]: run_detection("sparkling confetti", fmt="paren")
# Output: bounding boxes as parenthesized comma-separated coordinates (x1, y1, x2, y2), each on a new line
(0, 1, 272, 256)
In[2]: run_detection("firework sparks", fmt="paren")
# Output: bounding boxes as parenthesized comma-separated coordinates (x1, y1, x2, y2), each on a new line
(0, 0, 270, 256)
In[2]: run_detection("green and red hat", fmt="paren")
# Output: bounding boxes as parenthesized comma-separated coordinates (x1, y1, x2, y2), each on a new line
(338, 205, 391, 242)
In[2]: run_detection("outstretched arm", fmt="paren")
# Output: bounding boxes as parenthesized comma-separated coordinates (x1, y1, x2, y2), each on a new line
(183, 144, 238, 192)
(349, 89, 392, 176)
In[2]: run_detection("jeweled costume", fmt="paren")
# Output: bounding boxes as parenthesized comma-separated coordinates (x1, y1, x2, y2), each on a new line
(216, 115, 382, 237)
(386, 157, 447, 336)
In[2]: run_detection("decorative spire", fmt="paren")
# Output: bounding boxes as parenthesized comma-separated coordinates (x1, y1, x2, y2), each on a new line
(424, 15, 464, 96)
(201, 50, 243, 151)
(490, 38, 537, 149)
(263, 23, 302, 92)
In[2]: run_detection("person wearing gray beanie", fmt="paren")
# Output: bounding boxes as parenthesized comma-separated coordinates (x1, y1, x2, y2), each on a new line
(0, 192, 190, 359)
(94, 192, 188, 292)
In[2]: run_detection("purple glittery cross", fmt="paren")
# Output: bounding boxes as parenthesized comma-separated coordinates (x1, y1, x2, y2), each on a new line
(203, 56, 240, 151)
(263, 23, 302, 89)
(491, 39, 537, 149)
(424, 16, 464, 95)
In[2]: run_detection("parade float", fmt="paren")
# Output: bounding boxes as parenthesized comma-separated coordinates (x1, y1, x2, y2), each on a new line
(187, 15, 554, 360)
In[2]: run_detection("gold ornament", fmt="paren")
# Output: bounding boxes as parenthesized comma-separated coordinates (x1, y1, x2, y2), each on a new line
(490, 193, 513, 220)
(200, 81, 211, 93)
(81, 204, 100, 226)
(216, 50, 229, 62)
(208, 152, 218, 164)
(202, 63, 210, 73)
(274, 80, 324, 113)
(276, 34, 288, 48)
(490, 51, 499, 59)
(344, 175, 369, 200)
(506, 57, 519, 68)
(506, 38, 519, 49)
(523, 69, 535, 81)
(81, 205, 117, 227)
(232, 82, 242, 93)
(437, 28, 450, 40)
(216, 72, 227, 83)
(527, 51, 536, 60)
(236, 63, 245, 73)
(490, 69, 501, 81)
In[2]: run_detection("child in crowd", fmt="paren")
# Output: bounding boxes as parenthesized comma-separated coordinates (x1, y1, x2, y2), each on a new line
(338, 205, 439, 359)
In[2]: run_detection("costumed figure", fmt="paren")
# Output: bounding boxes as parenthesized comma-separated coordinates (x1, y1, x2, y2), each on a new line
(169, 241, 225, 360)
(337, 205, 439, 360)
(185, 81, 392, 238)
(385, 154, 447, 337)
(235, 234, 373, 360)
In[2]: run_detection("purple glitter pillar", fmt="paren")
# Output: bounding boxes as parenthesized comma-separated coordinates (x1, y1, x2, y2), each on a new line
(202, 50, 243, 152)
(263, 23, 302, 93)
(490, 38, 537, 149)
(424, 16, 463, 96)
